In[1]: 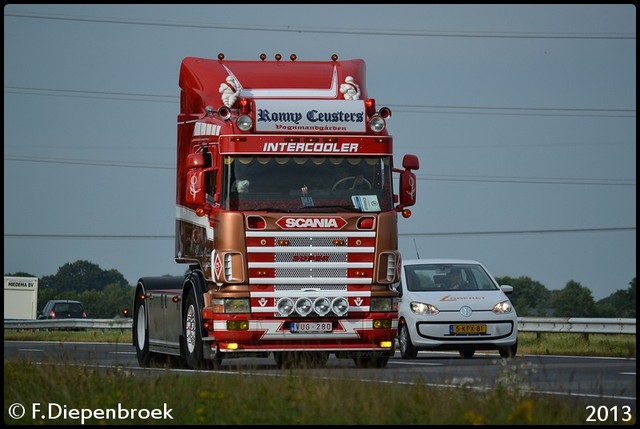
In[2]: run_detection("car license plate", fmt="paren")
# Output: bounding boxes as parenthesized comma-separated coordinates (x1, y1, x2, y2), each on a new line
(450, 324, 487, 334)
(290, 322, 333, 333)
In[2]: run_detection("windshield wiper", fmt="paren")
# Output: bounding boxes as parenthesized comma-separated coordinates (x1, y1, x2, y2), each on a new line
(245, 207, 292, 213)
(296, 204, 361, 212)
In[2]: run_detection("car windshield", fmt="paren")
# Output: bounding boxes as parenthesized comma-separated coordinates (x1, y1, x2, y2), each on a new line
(220, 155, 394, 213)
(404, 263, 500, 292)
(53, 302, 84, 314)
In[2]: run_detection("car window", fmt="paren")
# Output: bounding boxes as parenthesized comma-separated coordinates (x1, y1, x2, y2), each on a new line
(54, 303, 70, 312)
(405, 268, 438, 291)
(404, 263, 499, 292)
(69, 303, 83, 313)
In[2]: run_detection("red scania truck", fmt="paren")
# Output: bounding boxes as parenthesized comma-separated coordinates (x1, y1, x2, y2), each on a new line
(133, 53, 419, 369)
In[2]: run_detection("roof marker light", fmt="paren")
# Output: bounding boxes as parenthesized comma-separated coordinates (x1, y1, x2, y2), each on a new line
(239, 98, 250, 114)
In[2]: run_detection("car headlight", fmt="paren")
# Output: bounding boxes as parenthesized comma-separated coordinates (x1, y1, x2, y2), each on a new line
(493, 300, 513, 314)
(410, 301, 439, 315)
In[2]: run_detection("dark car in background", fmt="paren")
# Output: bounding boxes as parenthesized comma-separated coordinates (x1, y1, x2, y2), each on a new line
(38, 300, 87, 319)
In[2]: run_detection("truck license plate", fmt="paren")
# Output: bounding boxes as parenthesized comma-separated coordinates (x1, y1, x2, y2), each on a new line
(290, 322, 333, 333)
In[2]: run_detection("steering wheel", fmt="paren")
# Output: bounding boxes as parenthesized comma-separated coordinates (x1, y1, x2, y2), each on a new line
(332, 176, 372, 191)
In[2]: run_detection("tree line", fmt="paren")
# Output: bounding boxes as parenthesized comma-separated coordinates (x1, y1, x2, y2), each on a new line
(5, 259, 636, 319)
(495, 275, 635, 317)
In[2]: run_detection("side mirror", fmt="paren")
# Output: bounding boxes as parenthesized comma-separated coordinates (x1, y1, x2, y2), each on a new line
(185, 153, 206, 205)
(187, 152, 206, 168)
(391, 282, 403, 298)
(186, 170, 206, 205)
(398, 170, 417, 208)
(402, 154, 419, 170)
(396, 154, 419, 211)
(500, 285, 514, 294)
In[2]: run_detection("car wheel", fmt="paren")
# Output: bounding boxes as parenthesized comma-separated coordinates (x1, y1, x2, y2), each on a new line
(499, 340, 518, 359)
(399, 324, 418, 359)
(183, 291, 208, 370)
(459, 348, 475, 359)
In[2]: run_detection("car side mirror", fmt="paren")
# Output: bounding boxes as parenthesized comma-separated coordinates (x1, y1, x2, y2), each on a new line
(391, 282, 403, 297)
(500, 285, 514, 294)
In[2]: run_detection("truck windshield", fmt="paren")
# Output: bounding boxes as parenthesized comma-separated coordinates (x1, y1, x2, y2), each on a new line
(221, 155, 394, 212)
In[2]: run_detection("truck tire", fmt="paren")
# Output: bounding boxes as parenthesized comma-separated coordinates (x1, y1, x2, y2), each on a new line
(274, 351, 329, 369)
(183, 290, 208, 370)
(133, 293, 159, 367)
(353, 355, 389, 368)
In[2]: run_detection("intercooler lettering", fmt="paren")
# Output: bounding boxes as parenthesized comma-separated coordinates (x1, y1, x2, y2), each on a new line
(263, 142, 359, 153)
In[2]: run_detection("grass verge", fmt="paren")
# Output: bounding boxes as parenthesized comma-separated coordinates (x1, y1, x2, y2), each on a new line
(4, 359, 616, 425)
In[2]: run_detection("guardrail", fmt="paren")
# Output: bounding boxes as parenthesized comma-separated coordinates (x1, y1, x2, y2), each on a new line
(4, 318, 132, 330)
(517, 317, 636, 335)
(3, 317, 636, 335)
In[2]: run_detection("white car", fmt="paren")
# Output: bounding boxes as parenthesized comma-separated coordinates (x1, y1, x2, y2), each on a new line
(395, 259, 518, 359)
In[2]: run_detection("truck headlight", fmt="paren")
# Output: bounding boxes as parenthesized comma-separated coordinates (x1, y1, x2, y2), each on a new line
(237, 115, 253, 131)
(277, 297, 295, 316)
(213, 298, 250, 314)
(369, 115, 386, 132)
(370, 297, 393, 312)
(331, 297, 349, 316)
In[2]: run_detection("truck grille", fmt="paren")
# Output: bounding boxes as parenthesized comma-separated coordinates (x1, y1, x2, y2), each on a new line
(246, 230, 375, 317)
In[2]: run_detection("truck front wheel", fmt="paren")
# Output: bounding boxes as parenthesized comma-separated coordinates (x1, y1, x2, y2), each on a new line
(183, 291, 208, 370)
(353, 355, 389, 368)
(134, 294, 158, 367)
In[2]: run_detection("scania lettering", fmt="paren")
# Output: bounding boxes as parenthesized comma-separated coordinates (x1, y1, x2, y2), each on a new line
(132, 53, 419, 370)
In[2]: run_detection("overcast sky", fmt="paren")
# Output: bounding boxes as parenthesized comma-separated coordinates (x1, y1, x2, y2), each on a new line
(4, 4, 636, 300)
